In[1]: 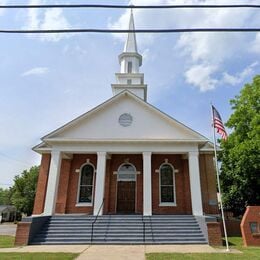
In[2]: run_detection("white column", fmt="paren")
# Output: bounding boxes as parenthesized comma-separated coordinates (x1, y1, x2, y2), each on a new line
(143, 152, 152, 216)
(188, 151, 203, 216)
(93, 152, 107, 216)
(44, 150, 62, 215)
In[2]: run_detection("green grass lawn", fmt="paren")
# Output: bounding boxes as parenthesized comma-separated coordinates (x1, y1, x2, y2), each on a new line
(0, 236, 15, 248)
(146, 237, 260, 260)
(0, 236, 79, 259)
(0, 253, 78, 260)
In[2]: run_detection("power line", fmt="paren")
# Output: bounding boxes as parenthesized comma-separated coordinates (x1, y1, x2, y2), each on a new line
(0, 28, 260, 34)
(1, 4, 260, 9)
(0, 152, 32, 167)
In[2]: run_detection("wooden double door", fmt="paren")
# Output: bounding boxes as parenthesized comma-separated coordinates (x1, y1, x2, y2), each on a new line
(117, 181, 136, 213)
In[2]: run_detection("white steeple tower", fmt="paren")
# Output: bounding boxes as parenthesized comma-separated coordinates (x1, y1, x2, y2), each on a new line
(111, 10, 147, 101)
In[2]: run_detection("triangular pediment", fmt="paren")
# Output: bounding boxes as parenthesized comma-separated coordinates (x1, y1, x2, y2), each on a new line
(42, 91, 208, 143)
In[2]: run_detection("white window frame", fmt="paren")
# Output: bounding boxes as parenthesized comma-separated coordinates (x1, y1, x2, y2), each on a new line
(159, 163, 176, 206)
(76, 162, 95, 207)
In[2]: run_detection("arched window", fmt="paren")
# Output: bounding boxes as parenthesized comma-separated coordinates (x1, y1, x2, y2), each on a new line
(159, 164, 175, 204)
(77, 164, 94, 204)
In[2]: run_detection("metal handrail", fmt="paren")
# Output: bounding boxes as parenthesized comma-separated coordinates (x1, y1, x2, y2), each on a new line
(91, 198, 105, 243)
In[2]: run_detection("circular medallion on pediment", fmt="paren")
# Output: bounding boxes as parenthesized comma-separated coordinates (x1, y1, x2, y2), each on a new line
(119, 113, 133, 127)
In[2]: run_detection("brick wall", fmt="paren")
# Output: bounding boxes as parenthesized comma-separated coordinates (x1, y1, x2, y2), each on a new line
(241, 206, 260, 246)
(152, 154, 192, 214)
(33, 154, 51, 215)
(55, 159, 72, 213)
(199, 154, 219, 215)
(104, 154, 143, 214)
(15, 222, 31, 246)
(64, 154, 97, 214)
(33, 152, 217, 216)
(207, 222, 222, 246)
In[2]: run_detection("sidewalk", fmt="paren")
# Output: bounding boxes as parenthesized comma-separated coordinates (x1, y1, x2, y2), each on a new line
(0, 244, 241, 259)
(0, 223, 17, 236)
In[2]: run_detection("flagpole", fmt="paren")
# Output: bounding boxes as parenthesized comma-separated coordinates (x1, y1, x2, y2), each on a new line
(211, 104, 230, 251)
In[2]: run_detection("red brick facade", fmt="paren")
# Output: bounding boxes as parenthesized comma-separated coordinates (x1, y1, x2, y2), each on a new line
(33, 154, 51, 215)
(151, 154, 192, 214)
(33, 153, 217, 216)
(207, 222, 222, 246)
(199, 154, 219, 214)
(64, 154, 97, 214)
(241, 206, 260, 246)
(15, 222, 31, 246)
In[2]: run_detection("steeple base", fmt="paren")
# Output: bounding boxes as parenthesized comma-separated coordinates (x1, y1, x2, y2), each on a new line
(111, 84, 147, 101)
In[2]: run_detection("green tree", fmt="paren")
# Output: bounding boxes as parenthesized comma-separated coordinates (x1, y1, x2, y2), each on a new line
(11, 166, 39, 216)
(0, 187, 12, 205)
(219, 75, 260, 216)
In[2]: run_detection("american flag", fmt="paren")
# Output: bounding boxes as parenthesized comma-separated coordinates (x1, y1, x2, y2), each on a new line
(212, 105, 228, 140)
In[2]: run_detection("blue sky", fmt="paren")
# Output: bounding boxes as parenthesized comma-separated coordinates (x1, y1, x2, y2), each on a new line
(0, 0, 259, 188)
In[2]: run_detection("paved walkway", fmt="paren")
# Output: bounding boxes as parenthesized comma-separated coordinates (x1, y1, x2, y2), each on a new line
(0, 245, 241, 259)
(0, 223, 17, 236)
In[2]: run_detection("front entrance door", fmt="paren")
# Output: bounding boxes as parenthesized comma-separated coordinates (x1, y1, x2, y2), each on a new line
(116, 163, 137, 214)
(117, 181, 135, 213)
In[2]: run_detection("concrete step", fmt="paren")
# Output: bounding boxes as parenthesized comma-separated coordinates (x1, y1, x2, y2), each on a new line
(30, 215, 207, 245)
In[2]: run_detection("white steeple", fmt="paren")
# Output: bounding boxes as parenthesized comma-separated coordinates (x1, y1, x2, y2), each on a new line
(124, 9, 138, 53)
(111, 10, 147, 101)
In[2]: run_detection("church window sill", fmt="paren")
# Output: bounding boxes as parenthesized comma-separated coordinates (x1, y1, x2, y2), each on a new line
(75, 203, 92, 207)
(159, 203, 177, 207)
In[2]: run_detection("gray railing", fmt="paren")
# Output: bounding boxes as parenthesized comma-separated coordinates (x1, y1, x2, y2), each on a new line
(91, 198, 105, 243)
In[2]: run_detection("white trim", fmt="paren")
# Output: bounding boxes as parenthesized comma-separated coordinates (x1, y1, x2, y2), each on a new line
(42, 142, 200, 154)
(43, 150, 62, 215)
(40, 91, 209, 141)
(76, 162, 95, 205)
(143, 152, 152, 216)
(188, 151, 203, 216)
(159, 203, 177, 207)
(75, 203, 92, 207)
(158, 163, 176, 205)
(44, 138, 207, 144)
(93, 152, 107, 215)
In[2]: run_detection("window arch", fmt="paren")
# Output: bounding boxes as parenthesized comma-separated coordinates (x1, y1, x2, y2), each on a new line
(159, 163, 176, 205)
(77, 163, 95, 204)
(117, 163, 136, 181)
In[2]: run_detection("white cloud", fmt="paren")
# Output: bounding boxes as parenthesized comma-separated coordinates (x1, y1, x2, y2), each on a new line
(185, 64, 219, 91)
(21, 67, 49, 77)
(222, 62, 259, 86)
(110, 0, 259, 92)
(24, 0, 71, 42)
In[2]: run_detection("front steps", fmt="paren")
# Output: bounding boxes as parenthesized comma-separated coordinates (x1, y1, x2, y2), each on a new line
(30, 215, 207, 245)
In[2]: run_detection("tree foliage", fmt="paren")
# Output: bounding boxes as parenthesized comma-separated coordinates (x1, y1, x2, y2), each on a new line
(219, 75, 260, 216)
(0, 187, 12, 205)
(10, 166, 39, 216)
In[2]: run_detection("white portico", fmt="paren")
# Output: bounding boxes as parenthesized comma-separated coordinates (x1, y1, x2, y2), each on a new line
(33, 11, 217, 218)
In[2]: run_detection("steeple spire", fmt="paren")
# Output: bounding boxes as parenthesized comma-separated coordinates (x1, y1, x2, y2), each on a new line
(111, 9, 147, 101)
(124, 9, 138, 53)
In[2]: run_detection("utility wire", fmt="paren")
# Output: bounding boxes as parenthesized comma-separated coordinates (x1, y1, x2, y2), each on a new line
(0, 152, 32, 167)
(1, 28, 260, 34)
(1, 4, 260, 9)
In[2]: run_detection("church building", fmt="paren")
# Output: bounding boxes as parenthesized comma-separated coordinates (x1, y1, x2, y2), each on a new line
(15, 12, 222, 246)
